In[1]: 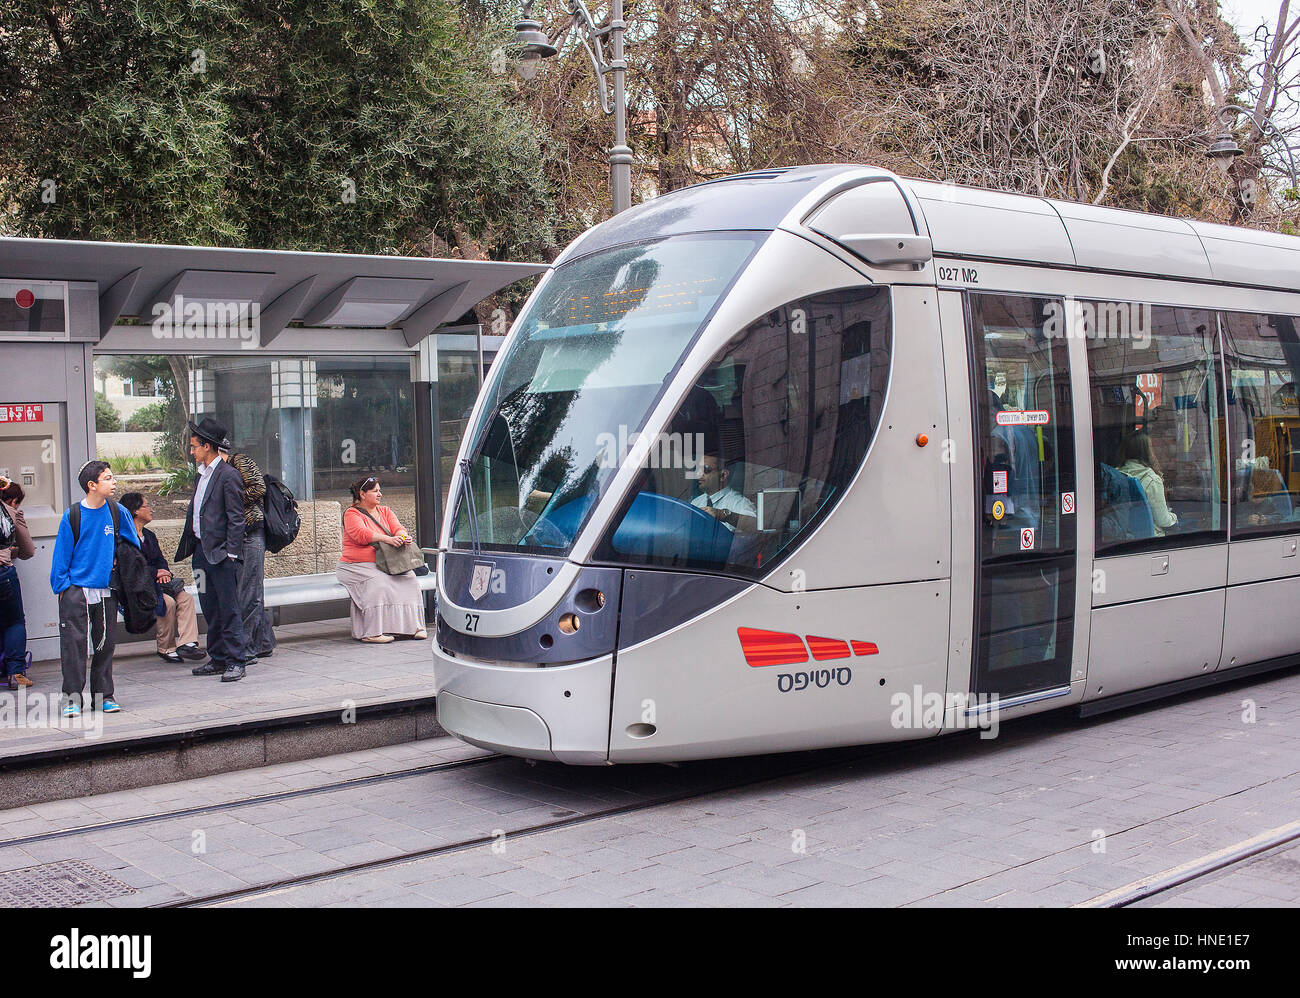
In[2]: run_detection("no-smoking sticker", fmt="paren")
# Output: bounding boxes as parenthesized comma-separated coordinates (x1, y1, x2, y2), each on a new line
(1061, 492, 1075, 515)
(1020, 527, 1035, 550)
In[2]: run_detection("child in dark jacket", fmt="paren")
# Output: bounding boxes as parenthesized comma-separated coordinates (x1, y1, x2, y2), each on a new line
(49, 461, 140, 716)
(0, 477, 36, 690)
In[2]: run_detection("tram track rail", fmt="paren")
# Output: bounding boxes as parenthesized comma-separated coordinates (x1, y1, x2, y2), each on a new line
(167, 736, 973, 908)
(0, 752, 503, 852)
(1083, 818, 1300, 908)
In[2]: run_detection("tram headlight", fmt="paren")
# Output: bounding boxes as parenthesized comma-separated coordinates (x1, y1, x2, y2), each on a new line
(574, 588, 605, 613)
(558, 612, 581, 635)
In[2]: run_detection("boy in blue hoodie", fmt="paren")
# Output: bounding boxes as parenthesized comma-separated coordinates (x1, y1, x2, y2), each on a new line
(50, 461, 140, 717)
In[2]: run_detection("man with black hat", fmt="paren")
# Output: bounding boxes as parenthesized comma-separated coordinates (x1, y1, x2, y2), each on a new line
(175, 417, 251, 682)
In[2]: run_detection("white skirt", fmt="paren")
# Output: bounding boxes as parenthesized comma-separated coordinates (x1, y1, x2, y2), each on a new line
(335, 560, 425, 639)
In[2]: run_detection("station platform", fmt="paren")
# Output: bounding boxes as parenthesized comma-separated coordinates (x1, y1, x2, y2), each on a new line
(0, 621, 440, 808)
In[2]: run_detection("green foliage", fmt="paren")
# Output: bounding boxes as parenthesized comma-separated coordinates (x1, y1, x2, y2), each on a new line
(125, 401, 169, 432)
(0, 1, 561, 260)
(107, 454, 161, 474)
(158, 464, 198, 497)
(94, 393, 122, 432)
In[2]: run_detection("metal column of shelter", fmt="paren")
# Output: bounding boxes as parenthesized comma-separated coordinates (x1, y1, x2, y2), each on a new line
(0, 237, 545, 660)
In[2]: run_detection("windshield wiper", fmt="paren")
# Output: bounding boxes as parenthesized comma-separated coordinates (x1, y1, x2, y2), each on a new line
(457, 458, 483, 556)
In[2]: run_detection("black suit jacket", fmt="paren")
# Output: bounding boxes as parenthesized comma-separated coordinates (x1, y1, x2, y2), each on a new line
(174, 458, 246, 564)
(139, 526, 170, 573)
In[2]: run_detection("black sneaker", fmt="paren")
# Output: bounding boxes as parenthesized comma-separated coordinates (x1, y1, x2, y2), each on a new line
(191, 661, 223, 676)
(158, 651, 184, 664)
(177, 643, 206, 662)
(220, 664, 246, 683)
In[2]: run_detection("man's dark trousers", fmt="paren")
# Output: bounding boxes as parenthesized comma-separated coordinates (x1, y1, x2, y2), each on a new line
(193, 550, 249, 669)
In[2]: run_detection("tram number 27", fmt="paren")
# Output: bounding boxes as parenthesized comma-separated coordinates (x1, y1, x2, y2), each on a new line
(778, 668, 852, 693)
(936, 265, 978, 284)
(464, 613, 480, 632)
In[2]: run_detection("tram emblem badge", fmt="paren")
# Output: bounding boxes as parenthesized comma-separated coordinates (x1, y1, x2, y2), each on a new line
(468, 563, 494, 601)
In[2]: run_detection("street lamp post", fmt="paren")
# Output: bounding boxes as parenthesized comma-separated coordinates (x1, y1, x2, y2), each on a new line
(1206, 104, 1298, 192)
(514, 1, 632, 215)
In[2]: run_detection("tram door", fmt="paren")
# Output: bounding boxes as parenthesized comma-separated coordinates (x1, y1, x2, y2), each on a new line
(969, 293, 1077, 698)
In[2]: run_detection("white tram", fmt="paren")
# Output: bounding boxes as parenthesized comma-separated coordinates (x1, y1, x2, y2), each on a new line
(433, 164, 1300, 763)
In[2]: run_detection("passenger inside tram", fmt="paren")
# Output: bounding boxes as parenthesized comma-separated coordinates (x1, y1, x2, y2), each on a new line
(1116, 432, 1178, 536)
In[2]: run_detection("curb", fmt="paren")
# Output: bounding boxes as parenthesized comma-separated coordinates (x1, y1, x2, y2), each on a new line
(0, 696, 443, 808)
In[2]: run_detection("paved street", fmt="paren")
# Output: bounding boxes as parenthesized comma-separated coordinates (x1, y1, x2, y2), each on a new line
(0, 664, 1296, 907)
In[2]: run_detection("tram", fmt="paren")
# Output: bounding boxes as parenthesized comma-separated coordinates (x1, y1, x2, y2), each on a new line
(433, 164, 1300, 763)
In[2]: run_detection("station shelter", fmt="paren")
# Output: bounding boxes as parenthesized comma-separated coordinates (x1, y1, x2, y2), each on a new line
(0, 237, 544, 660)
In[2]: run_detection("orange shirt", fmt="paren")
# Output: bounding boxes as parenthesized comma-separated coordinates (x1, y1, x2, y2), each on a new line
(342, 505, 407, 563)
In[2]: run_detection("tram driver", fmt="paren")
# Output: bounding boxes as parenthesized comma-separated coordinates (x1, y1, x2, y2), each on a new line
(691, 448, 756, 532)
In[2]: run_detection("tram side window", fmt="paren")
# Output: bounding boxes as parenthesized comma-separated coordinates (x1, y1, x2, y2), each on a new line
(594, 286, 892, 578)
(1222, 312, 1300, 536)
(1085, 304, 1223, 554)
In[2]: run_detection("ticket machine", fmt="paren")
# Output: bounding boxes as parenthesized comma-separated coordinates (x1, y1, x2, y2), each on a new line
(0, 403, 70, 659)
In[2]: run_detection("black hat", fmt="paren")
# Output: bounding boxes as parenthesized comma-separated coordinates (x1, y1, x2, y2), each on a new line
(187, 417, 228, 449)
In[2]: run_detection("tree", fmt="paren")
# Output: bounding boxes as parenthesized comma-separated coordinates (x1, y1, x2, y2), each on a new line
(99, 357, 188, 464)
(94, 393, 122, 433)
(0, 1, 564, 261)
(125, 401, 169, 433)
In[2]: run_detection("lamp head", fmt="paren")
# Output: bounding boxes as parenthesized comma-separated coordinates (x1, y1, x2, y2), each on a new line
(1207, 132, 1244, 176)
(513, 17, 557, 81)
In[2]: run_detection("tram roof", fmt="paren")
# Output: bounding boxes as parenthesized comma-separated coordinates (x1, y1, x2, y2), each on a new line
(559, 164, 1300, 294)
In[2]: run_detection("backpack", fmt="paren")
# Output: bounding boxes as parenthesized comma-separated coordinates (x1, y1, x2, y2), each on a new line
(262, 473, 301, 553)
(71, 501, 157, 635)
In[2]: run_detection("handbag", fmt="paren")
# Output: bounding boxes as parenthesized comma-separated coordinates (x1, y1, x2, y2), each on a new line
(356, 508, 425, 575)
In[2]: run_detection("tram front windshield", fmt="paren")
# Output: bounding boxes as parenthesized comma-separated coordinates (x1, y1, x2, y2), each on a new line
(452, 234, 761, 554)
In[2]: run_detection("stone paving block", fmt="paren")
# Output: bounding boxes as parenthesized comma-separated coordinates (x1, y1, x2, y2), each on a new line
(687, 881, 787, 907)
(625, 888, 703, 907)
(481, 866, 569, 898)
(286, 826, 372, 853)
(0, 846, 40, 872)
(712, 861, 820, 897)
(518, 851, 603, 881)
(782, 881, 881, 906)
(651, 845, 749, 877)
(532, 885, 626, 907)
(265, 849, 341, 878)
(104, 883, 184, 908)
(563, 869, 653, 899)
(417, 873, 510, 906)
(322, 841, 398, 866)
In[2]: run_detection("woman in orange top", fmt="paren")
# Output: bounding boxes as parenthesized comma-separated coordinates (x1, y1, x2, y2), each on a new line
(336, 477, 427, 644)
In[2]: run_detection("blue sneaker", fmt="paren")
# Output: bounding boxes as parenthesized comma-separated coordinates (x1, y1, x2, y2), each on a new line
(100, 698, 122, 713)
(62, 701, 81, 718)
